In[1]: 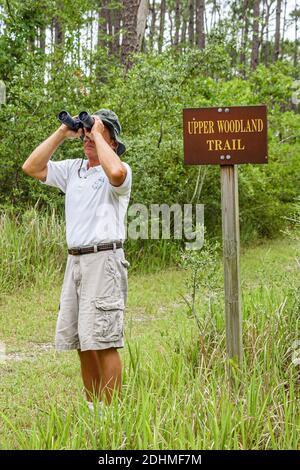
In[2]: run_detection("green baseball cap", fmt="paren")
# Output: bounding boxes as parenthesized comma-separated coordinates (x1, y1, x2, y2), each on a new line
(93, 108, 126, 156)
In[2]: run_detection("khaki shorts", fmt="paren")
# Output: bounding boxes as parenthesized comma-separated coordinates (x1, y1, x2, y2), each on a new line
(55, 247, 129, 352)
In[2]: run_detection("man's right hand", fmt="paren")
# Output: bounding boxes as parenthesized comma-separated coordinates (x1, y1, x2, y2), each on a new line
(58, 116, 83, 140)
(22, 117, 82, 181)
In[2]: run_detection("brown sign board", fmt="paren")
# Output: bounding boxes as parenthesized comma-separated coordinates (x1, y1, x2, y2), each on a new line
(183, 105, 268, 165)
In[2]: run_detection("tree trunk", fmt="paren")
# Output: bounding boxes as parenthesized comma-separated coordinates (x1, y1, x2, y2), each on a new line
(112, 4, 121, 57)
(39, 26, 46, 54)
(137, 0, 149, 51)
(273, 0, 282, 61)
(195, 0, 205, 49)
(259, 0, 266, 63)
(188, 0, 194, 46)
(251, 0, 260, 70)
(181, 17, 187, 48)
(54, 16, 64, 48)
(174, 0, 180, 47)
(149, 0, 156, 51)
(158, 0, 166, 53)
(98, 0, 108, 50)
(181, 2, 188, 48)
(264, 0, 272, 65)
(107, 4, 113, 56)
(96, 0, 109, 82)
(294, 11, 299, 69)
(121, 0, 140, 69)
(281, 0, 287, 44)
(168, 8, 173, 46)
(239, 0, 249, 78)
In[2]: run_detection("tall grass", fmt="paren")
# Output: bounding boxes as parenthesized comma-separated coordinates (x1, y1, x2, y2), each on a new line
(1, 278, 300, 449)
(0, 207, 66, 293)
(1, 259, 299, 449)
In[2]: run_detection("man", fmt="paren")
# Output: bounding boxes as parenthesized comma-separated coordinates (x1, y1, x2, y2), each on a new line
(22, 109, 132, 411)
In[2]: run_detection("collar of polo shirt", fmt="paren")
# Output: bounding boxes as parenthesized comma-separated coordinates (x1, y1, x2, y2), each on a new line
(84, 160, 103, 174)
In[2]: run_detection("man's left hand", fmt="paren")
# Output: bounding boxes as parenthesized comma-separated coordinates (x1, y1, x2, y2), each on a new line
(84, 115, 104, 141)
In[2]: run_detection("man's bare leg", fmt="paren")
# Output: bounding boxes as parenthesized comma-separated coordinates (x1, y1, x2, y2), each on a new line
(77, 350, 102, 402)
(77, 348, 122, 405)
(97, 347, 122, 405)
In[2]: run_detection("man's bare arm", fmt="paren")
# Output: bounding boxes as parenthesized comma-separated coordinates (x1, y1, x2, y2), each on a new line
(86, 115, 126, 186)
(94, 133, 127, 186)
(22, 124, 82, 181)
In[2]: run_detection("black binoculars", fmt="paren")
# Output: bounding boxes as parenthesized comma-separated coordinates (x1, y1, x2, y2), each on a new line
(57, 111, 95, 136)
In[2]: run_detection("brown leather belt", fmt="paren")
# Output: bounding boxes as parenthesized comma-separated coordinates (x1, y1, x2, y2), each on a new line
(68, 241, 123, 256)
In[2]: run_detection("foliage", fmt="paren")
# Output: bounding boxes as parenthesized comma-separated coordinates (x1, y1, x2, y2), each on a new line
(0, 43, 299, 244)
(180, 227, 222, 330)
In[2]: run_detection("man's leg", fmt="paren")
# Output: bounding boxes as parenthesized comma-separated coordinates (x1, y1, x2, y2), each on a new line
(77, 347, 122, 405)
(77, 350, 102, 402)
(96, 347, 122, 405)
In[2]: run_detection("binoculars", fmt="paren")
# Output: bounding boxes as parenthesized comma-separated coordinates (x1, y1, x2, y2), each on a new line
(57, 111, 95, 135)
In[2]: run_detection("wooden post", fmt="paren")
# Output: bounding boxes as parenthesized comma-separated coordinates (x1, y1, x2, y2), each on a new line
(220, 164, 243, 367)
(0, 80, 6, 105)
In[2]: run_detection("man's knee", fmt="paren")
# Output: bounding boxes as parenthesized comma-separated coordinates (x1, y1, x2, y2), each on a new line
(97, 347, 119, 357)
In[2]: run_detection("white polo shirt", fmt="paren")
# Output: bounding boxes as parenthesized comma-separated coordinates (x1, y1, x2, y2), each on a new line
(40, 158, 132, 248)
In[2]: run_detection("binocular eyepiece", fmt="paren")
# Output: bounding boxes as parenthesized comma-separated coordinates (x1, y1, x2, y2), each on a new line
(57, 111, 95, 132)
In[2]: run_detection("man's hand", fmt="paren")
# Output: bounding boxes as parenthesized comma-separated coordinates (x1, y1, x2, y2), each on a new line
(58, 116, 84, 140)
(84, 115, 105, 141)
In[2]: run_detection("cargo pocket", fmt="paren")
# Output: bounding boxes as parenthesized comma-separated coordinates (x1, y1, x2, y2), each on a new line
(91, 297, 124, 342)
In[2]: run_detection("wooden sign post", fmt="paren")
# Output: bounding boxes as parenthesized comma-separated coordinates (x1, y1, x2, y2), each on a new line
(183, 105, 268, 368)
(221, 164, 242, 365)
(0, 81, 6, 106)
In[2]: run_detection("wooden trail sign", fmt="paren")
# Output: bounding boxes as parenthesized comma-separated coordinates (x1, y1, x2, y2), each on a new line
(183, 105, 268, 165)
(183, 105, 268, 368)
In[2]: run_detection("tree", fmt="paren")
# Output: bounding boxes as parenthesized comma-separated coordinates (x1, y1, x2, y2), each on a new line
(239, 0, 250, 77)
(261, 0, 276, 66)
(290, 5, 300, 70)
(274, 0, 282, 60)
(97, 0, 109, 51)
(149, 0, 157, 51)
(195, 0, 205, 49)
(112, 3, 122, 57)
(188, 0, 194, 46)
(251, 0, 260, 70)
(121, 0, 148, 70)
(158, 0, 166, 53)
(174, 0, 181, 47)
(137, 0, 149, 51)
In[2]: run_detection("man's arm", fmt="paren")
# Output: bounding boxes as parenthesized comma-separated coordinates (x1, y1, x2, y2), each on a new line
(86, 115, 126, 187)
(94, 133, 127, 186)
(22, 124, 82, 181)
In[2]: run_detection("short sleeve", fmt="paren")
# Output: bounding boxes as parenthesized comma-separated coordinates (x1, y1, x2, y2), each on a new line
(109, 162, 132, 196)
(39, 159, 72, 193)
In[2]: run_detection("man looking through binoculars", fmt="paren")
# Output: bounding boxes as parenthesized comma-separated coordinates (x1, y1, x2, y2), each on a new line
(22, 109, 132, 412)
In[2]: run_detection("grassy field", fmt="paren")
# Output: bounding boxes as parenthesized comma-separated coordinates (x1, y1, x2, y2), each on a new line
(0, 236, 299, 449)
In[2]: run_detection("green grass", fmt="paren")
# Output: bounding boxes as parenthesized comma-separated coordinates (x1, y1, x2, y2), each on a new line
(0, 235, 300, 449)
